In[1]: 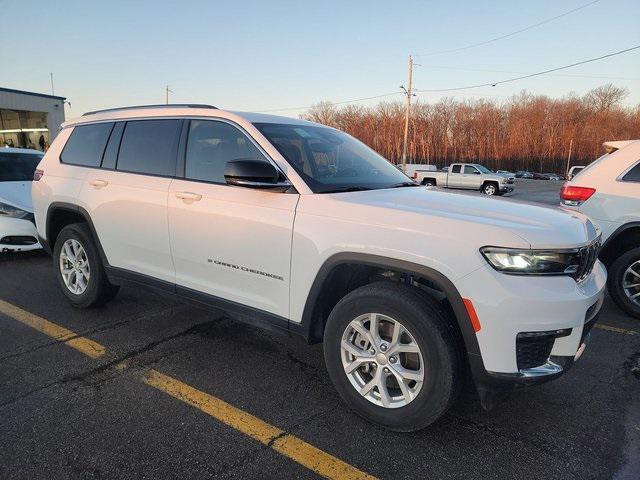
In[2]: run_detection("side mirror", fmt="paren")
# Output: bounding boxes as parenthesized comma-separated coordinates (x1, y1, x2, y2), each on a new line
(224, 159, 292, 192)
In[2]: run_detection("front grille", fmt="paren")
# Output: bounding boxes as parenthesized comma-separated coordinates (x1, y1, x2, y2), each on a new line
(516, 329, 571, 370)
(572, 240, 600, 283)
(0, 235, 38, 246)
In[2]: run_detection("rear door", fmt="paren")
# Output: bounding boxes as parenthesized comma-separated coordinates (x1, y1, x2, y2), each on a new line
(78, 119, 182, 283)
(447, 164, 464, 187)
(167, 119, 298, 318)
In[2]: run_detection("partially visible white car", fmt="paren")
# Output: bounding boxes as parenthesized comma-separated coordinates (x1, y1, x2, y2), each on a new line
(0, 147, 43, 252)
(561, 140, 640, 318)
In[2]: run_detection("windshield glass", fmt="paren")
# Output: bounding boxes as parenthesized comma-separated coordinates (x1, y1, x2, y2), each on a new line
(475, 164, 492, 174)
(0, 152, 43, 182)
(254, 123, 411, 193)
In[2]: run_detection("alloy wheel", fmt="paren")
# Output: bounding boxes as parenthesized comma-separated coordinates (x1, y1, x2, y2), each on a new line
(59, 239, 91, 295)
(340, 313, 424, 408)
(623, 260, 640, 307)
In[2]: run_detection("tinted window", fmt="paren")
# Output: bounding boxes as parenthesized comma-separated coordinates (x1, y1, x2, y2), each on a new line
(185, 120, 265, 183)
(0, 152, 43, 181)
(101, 122, 125, 170)
(622, 162, 640, 182)
(464, 165, 478, 174)
(61, 123, 114, 167)
(117, 120, 181, 176)
(451, 165, 461, 173)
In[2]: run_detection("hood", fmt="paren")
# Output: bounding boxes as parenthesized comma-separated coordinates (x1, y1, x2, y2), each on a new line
(322, 187, 597, 249)
(0, 181, 34, 212)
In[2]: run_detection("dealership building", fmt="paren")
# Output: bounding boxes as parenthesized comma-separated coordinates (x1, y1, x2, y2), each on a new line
(0, 87, 66, 151)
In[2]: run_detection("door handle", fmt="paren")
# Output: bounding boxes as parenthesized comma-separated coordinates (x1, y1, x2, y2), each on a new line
(175, 191, 202, 202)
(89, 179, 109, 188)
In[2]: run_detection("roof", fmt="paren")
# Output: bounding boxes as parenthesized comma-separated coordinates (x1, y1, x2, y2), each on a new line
(0, 86, 66, 101)
(65, 105, 317, 128)
(0, 147, 44, 155)
(603, 140, 639, 153)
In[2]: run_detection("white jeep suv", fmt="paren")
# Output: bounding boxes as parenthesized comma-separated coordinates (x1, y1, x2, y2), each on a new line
(561, 140, 640, 319)
(33, 105, 606, 431)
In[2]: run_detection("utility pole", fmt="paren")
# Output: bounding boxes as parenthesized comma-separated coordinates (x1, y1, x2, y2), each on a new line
(165, 85, 173, 104)
(401, 55, 415, 172)
(50, 73, 55, 96)
(566, 138, 573, 176)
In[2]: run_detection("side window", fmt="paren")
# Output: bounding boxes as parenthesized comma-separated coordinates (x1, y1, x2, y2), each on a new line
(117, 120, 181, 176)
(622, 162, 640, 182)
(101, 122, 125, 170)
(60, 123, 114, 167)
(464, 165, 478, 174)
(450, 165, 461, 174)
(185, 120, 265, 183)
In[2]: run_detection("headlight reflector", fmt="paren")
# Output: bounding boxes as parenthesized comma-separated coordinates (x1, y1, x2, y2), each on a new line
(480, 247, 581, 275)
(0, 202, 31, 219)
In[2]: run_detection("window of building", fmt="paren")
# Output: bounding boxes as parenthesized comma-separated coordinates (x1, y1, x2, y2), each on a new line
(117, 120, 181, 176)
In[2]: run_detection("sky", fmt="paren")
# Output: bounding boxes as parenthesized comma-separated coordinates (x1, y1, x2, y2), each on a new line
(1, 0, 639, 119)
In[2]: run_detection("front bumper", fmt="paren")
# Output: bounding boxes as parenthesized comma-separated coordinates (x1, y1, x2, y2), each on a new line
(0, 216, 41, 252)
(456, 259, 606, 398)
(499, 184, 514, 193)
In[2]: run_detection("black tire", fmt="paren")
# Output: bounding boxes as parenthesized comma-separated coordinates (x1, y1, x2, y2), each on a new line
(53, 223, 119, 308)
(607, 247, 640, 319)
(421, 178, 436, 187)
(323, 282, 463, 432)
(482, 182, 498, 195)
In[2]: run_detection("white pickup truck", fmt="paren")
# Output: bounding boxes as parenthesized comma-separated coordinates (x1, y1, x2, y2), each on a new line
(416, 163, 515, 196)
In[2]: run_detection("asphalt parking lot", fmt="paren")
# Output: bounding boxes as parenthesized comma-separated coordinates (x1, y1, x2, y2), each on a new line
(1, 180, 639, 480)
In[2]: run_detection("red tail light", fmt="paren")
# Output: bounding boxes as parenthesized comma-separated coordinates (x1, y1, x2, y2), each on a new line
(33, 169, 44, 181)
(560, 184, 595, 204)
(412, 172, 417, 179)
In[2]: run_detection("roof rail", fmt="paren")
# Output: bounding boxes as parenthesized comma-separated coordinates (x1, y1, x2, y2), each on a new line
(82, 104, 218, 117)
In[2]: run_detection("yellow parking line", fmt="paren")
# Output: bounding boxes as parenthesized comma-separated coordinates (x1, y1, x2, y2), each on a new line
(0, 299, 106, 359)
(143, 369, 376, 480)
(595, 323, 637, 335)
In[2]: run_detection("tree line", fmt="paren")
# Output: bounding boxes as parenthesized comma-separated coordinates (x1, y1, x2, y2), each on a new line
(302, 84, 640, 173)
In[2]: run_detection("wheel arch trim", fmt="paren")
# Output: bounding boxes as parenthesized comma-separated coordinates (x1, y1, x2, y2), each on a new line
(298, 252, 482, 358)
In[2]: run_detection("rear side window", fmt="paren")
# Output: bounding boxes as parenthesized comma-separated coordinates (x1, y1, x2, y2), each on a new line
(117, 120, 181, 176)
(185, 120, 265, 183)
(622, 162, 640, 182)
(61, 123, 114, 167)
(451, 165, 461, 173)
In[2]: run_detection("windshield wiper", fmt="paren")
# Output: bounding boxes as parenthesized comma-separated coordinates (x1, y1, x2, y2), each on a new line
(387, 182, 420, 188)
(320, 186, 372, 193)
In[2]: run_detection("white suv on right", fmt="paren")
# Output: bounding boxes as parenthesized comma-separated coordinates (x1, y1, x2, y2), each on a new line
(562, 140, 640, 319)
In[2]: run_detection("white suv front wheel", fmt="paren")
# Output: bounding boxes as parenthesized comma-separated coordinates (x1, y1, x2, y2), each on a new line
(324, 282, 463, 431)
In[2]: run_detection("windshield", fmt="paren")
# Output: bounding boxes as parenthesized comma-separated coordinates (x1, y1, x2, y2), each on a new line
(474, 164, 492, 174)
(254, 123, 411, 193)
(0, 152, 43, 182)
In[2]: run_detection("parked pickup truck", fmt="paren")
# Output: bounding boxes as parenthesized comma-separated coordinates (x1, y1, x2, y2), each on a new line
(416, 163, 515, 196)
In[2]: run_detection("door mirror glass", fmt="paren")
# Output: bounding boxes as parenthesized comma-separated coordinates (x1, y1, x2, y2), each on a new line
(224, 159, 292, 191)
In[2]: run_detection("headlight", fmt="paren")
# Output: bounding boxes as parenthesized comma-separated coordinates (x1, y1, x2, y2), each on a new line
(480, 246, 582, 275)
(501, 177, 507, 183)
(0, 202, 31, 219)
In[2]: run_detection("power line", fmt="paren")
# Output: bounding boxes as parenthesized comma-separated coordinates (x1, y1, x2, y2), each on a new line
(256, 45, 639, 114)
(415, 45, 640, 93)
(413, 0, 603, 57)
(418, 64, 640, 81)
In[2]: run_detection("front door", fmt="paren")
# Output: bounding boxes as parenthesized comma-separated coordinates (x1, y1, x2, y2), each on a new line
(168, 119, 298, 318)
